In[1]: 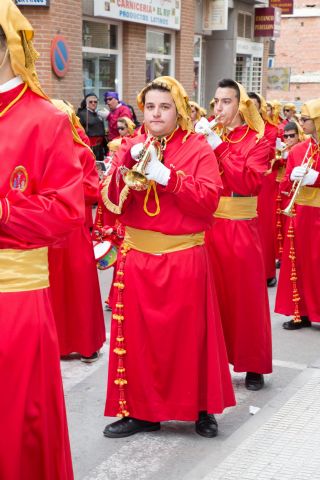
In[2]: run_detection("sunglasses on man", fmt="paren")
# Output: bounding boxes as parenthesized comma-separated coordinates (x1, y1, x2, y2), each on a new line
(283, 133, 297, 139)
(106, 97, 114, 102)
(88, 100, 98, 104)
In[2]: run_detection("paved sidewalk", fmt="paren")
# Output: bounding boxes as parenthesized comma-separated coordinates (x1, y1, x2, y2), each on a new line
(202, 366, 320, 480)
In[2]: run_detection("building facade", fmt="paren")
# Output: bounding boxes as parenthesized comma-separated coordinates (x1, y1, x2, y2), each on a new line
(17, 0, 83, 109)
(17, 0, 268, 113)
(267, 0, 320, 103)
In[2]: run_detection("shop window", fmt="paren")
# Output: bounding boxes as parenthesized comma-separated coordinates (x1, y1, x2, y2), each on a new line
(237, 13, 252, 40)
(82, 20, 121, 104)
(146, 30, 174, 83)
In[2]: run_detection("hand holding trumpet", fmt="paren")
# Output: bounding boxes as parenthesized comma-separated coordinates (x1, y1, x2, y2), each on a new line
(195, 116, 222, 150)
(130, 142, 170, 186)
(290, 164, 319, 186)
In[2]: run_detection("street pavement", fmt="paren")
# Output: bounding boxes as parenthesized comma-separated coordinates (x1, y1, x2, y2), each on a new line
(62, 268, 320, 480)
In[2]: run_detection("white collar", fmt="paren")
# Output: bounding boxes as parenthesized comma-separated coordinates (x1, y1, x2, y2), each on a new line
(0, 76, 23, 93)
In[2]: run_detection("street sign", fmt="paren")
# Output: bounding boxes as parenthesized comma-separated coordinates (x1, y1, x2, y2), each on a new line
(15, 0, 50, 6)
(51, 35, 69, 78)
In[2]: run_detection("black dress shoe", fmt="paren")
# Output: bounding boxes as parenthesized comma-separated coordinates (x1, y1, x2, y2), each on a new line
(276, 260, 281, 269)
(267, 277, 277, 287)
(283, 316, 311, 330)
(245, 372, 264, 391)
(103, 417, 161, 438)
(195, 411, 218, 438)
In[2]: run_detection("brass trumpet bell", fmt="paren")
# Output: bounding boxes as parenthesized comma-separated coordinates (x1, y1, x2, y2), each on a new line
(123, 139, 162, 191)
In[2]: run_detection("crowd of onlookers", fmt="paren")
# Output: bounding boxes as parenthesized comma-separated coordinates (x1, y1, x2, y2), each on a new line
(77, 91, 140, 162)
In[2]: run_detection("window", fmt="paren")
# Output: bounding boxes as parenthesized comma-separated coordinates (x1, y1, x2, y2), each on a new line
(193, 35, 202, 104)
(146, 30, 174, 83)
(237, 13, 252, 40)
(82, 20, 122, 104)
(235, 55, 262, 94)
(252, 57, 262, 93)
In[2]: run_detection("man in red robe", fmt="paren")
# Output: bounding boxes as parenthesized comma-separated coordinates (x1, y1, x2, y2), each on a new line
(275, 99, 320, 329)
(0, 3, 84, 478)
(196, 79, 272, 391)
(248, 92, 279, 287)
(100, 91, 133, 141)
(101, 76, 235, 438)
(49, 100, 106, 362)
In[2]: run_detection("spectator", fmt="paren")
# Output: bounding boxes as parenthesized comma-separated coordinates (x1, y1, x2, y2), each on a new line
(78, 93, 106, 160)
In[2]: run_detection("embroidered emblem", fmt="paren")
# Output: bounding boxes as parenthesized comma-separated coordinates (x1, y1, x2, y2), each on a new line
(10, 166, 28, 192)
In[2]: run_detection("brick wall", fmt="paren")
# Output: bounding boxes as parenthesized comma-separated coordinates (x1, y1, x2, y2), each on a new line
(122, 23, 146, 119)
(267, 12, 320, 102)
(19, 1, 83, 109)
(175, 0, 195, 98)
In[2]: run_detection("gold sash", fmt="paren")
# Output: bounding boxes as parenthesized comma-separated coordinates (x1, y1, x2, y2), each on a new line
(214, 196, 257, 220)
(124, 226, 204, 254)
(296, 186, 320, 208)
(0, 247, 49, 292)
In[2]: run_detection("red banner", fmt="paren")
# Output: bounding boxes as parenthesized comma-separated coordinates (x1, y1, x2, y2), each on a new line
(254, 7, 281, 37)
(269, 0, 293, 15)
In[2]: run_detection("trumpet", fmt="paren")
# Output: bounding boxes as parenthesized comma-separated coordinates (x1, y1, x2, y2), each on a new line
(281, 141, 313, 217)
(122, 137, 162, 191)
(208, 114, 222, 130)
(265, 145, 289, 175)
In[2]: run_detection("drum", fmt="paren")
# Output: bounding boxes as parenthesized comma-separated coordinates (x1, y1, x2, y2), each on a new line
(93, 240, 118, 270)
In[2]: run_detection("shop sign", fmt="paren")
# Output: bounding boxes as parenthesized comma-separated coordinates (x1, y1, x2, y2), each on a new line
(254, 7, 281, 37)
(15, 0, 50, 5)
(94, 0, 181, 30)
(267, 67, 291, 91)
(269, 0, 293, 15)
(202, 0, 228, 31)
(236, 38, 264, 57)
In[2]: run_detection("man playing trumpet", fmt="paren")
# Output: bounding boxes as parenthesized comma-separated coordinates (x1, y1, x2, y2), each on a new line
(101, 76, 235, 438)
(196, 79, 272, 391)
(275, 99, 320, 330)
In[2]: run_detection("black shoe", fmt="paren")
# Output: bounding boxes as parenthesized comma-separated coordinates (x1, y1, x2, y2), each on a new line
(103, 417, 161, 438)
(80, 351, 100, 363)
(267, 277, 277, 287)
(283, 316, 311, 330)
(245, 372, 264, 391)
(276, 260, 281, 269)
(195, 411, 218, 438)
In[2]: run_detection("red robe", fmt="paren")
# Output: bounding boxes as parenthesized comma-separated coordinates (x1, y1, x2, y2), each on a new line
(103, 129, 235, 421)
(49, 138, 106, 357)
(0, 84, 84, 479)
(107, 104, 133, 141)
(275, 138, 320, 322)
(206, 125, 272, 374)
(257, 122, 278, 279)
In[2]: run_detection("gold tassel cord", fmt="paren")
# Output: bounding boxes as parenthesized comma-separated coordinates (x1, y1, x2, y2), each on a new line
(112, 243, 131, 417)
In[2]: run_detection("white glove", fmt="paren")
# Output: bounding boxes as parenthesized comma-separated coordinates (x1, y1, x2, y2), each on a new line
(290, 165, 319, 186)
(290, 165, 308, 181)
(130, 142, 145, 161)
(130, 143, 170, 186)
(282, 150, 289, 160)
(195, 117, 222, 150)
(276, 137, 285, 150)
(97, 108, 110, 119)
(301, 168, 319, 186)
